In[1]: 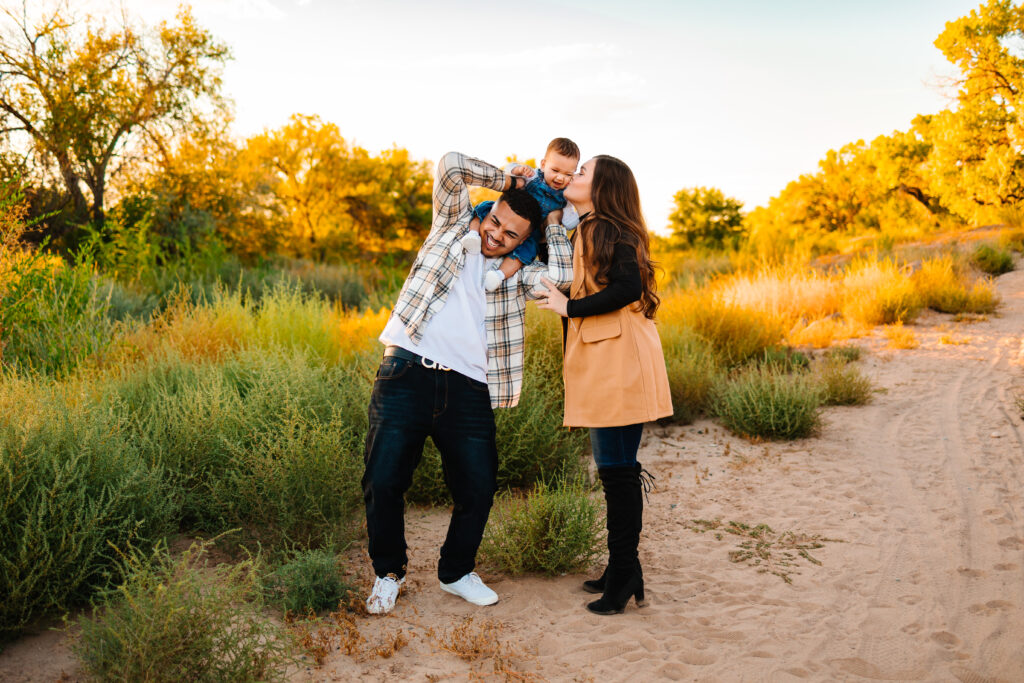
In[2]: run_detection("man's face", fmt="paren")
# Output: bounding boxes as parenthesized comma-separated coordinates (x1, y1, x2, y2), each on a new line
(476, 201, 531, 257)
(540, 152, 579, 191)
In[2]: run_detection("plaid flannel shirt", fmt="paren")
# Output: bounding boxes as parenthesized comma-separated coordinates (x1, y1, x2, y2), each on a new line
(389, 151, 573, 408)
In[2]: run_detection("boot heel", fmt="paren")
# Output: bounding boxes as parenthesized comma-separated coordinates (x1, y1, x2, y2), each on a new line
(634, 588, 647, 607)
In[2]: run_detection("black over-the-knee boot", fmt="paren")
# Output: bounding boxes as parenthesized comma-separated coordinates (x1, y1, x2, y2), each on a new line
(583, 463, 652, 595)
(586, 464, 647, 615)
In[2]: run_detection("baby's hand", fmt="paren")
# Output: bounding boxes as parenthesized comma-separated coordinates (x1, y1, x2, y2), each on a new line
(510, 165, 535, 178)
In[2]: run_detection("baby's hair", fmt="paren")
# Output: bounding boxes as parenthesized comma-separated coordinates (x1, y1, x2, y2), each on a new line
(546, 137, 580, 161)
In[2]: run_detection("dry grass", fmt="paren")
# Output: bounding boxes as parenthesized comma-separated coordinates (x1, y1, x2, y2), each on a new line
(938, 334, 971, 346)
(287, 594, 411, 666)
(912, 254, 999, 314)
(883, 322, 919, 349)
(657, 253, 990, 354)
(659, 289, 785, 365)
(841, 258, 921, 325)
(715, 266, 841, 322)
(683, 518, 842, 584)
(787, 316, 866, 348)
(427, 617, 541, 681)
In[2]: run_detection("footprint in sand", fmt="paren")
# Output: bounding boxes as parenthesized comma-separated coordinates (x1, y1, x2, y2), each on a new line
(930, 631, 960, 648)
(967, 600, 1014, 616)
(957, 567, 986, 579)
(656, 661, 689, 680)
(993, 562, 1018, 571)
(678, 650, 716, 666)
(951, 664, 1002, 683)
(997, 536, 1024, 550)
(901, 621, 923, 635)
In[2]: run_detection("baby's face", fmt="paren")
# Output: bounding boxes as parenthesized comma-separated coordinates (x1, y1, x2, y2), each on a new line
(540, 152, 579, 191)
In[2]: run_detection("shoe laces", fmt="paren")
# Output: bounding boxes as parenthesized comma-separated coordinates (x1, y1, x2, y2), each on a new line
(638, 466, 656, 503)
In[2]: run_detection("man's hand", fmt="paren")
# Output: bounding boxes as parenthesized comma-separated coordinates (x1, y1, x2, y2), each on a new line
(534, 277, 569, 317)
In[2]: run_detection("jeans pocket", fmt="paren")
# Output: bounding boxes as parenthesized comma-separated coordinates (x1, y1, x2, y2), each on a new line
(376, 356, 411, 381)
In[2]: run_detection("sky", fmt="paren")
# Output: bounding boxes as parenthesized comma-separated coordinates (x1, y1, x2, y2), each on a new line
(81, 0, 981, 233)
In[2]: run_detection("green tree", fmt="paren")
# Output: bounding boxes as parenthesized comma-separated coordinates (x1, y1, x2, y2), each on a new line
(0, 1, 230, 238)
(667, 186, 745, 250)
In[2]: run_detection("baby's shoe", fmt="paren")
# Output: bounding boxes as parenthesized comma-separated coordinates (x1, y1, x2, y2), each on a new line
(484, 270, 505, 292)
(461, 231, 481, 255)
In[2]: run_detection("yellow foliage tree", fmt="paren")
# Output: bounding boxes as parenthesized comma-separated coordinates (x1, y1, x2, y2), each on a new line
(925, 0, 1024, 222)
(0, 1, 230, 236)
(239, 114, 432, 260)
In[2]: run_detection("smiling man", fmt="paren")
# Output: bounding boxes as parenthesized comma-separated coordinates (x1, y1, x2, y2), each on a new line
(362, 151, 573, 614)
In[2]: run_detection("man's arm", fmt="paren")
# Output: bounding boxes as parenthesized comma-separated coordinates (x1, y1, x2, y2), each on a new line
(433, 152, 516, 232)
(520, 222, 572, 298)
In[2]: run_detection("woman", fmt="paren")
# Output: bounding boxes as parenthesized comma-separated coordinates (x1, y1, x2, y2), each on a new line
(537, 155, 672, 615)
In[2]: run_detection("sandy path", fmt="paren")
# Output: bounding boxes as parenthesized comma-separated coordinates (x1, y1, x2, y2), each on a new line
(2, 271, 1022, 682)
(309, 270, 1024, 682)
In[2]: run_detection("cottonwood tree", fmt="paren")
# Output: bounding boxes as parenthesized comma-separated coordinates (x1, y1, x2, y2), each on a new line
(0, 1, 230, 234)
(239, 114, 432, 259)
(667, 186, 745, 250)
(927, 0, 1024, 221)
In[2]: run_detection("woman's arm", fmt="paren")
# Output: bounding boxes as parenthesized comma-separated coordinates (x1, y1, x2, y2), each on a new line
(565, 240, 642, 318)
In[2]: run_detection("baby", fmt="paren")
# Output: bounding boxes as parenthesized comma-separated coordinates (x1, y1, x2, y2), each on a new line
(485, 138, 581, 291)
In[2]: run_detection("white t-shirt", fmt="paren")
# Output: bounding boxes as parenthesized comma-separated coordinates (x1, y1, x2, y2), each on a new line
(379, 251, 489, 383)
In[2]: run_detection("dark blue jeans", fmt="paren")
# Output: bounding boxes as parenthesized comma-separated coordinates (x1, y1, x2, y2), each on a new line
(362, 356, 498, 584)
(589, 423, 644, 469)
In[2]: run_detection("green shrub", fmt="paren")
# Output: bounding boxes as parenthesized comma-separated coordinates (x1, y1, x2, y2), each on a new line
(263, 549, 351, 615)
(75, 541, 295, 682)
(1, 262, 117, 377)
(759, 345, 810, 372)
(825, 344, 862, 363)
(712, 363, 821, 440)
(971, 243, 1014, 276)
(480, 478, 604, 575)
(104, 350, 371, 547)
(814, 358, 873, 406)
(661, 327, 722, 424)
(0, 380, 176, 636)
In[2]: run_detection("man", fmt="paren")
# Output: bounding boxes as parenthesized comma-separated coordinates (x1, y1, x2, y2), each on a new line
(362, 151, 573, 614)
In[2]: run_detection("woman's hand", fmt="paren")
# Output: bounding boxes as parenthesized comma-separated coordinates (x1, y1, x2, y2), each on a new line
(535, 277, 568, 317)
(546, 209, 563, 225)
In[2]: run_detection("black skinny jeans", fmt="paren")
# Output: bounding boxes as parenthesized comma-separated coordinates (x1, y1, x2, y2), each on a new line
(362, 355, 498, 583)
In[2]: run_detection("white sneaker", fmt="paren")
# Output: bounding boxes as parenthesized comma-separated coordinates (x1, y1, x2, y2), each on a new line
(366, 574, 405, 615)
(440, 572, 499, 606)
(483, 269, 505, 292)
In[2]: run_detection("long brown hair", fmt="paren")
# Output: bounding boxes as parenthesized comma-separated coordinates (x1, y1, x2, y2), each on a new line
(578, 155, 660, 319)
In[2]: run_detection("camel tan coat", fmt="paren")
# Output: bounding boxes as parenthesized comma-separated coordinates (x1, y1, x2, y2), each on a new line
(562, 234, 673, 427)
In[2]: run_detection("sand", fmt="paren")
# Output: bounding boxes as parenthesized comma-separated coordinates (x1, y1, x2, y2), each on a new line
(3, 269, 1023, 682)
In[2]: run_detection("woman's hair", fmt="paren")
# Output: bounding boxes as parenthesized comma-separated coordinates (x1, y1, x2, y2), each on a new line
(579, 155, 660, 319)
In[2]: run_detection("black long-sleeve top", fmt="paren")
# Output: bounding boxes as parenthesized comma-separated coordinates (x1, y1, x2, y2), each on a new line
(565, 239, 642, 318)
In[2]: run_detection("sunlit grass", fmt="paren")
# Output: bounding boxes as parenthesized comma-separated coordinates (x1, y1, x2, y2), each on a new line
(883, 321, 919, 349)
(841, 257, 921, 325)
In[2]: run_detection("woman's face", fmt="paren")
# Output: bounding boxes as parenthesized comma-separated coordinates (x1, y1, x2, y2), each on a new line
(563, 157, 595, 207)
